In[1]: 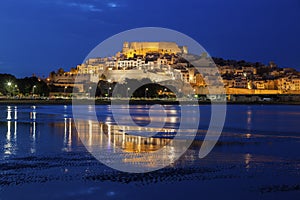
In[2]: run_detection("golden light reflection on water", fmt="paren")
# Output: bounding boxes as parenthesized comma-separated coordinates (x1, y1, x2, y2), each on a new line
(2, 105, 293, 171)
(76, 119, 185, 170)
(78, 121, 174, 153)
(1, 103, 289, 171)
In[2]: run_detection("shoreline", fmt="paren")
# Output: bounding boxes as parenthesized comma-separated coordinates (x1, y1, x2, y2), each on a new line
(1, 99, 300, 105)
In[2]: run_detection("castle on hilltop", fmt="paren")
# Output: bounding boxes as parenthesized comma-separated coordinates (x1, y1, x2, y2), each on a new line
(120, 42, 188, 58)
(48, 41, 199, 93)
(47, 41, 300, 97)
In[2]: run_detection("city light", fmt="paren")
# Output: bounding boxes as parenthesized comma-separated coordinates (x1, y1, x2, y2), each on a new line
(32, 85, 37, 96)
(127, 87, 130, 98)
(145, 88, 149, 99)
(7, 82, 12, 97)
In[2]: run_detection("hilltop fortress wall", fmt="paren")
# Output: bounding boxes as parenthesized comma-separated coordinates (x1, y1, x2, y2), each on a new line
(122, 42, 188, 58)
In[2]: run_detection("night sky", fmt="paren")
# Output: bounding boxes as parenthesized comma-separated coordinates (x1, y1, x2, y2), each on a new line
(0, 0, 300, 77)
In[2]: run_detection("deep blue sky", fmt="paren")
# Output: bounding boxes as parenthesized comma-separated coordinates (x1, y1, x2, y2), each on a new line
(0, 0, 300, 77)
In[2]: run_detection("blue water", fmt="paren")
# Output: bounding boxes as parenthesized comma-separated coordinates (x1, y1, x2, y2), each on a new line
(0, 104, 299, 199)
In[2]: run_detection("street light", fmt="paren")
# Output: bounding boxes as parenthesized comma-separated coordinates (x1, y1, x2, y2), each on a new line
(164, 88, 168, 98)
(145, 87, 149, 99)
(64, 86, 68, 97)
(194, 91, 198, 98)
(14, 85, 18, 97)
(108, 87, 112, 98)
(127, 87, 130, 98)
(7, 82, 12, 97)
(88, 86, 92, 98)
(32, 85, 37, 97)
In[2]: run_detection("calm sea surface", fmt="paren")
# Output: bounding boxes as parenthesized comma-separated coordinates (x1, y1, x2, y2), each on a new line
(0, 104, 299, 199)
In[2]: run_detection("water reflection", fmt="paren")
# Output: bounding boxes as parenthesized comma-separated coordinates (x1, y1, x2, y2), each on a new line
(2, 105, 281, 170)
(4, 120, 12, 156)
(62, 118, 72, 152)
(4, 106, 17, 157)
(79, 121, 175, 153)
(30, 106, 37, 154)
(30, 106, 36, 120)
(14, 106, 17, 120)
(244, 153, 252, 169)
(1, 105, 193, 168)
(7, 106, 12, 120)
(14, 121, 17, 140)
(2, 106, 40, 157)
(244, 107, 253, 139)
(246, 107, 252, 131)
(2, 105, 77, 157)
(76, 120, 182, 170)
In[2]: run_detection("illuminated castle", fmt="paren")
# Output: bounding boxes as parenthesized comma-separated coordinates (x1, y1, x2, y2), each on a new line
(122, 42, 188, 58)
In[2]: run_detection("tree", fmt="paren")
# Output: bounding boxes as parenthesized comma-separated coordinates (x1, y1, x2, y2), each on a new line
(17, 77, 49, 96)
(96, 80, 116, 97)
(0, 74, 17, 96)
